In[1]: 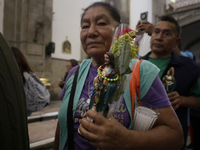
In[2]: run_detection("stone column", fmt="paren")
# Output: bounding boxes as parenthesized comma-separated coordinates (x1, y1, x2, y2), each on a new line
(3, 0, 53, 77)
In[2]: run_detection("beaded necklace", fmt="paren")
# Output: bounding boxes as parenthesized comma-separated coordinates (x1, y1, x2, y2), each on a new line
(97, 64, 119, 81)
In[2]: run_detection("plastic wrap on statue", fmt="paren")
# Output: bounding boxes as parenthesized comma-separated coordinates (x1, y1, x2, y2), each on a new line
(89, 52, 118, 116)
(87, 23, 139, 122)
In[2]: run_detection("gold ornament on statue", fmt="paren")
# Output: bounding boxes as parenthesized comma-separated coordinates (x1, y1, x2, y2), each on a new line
(162, 67, 175, 93)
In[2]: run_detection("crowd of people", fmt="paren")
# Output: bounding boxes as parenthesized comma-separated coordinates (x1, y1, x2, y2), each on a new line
(1, 1, 200, 150)
(54, 2, 196, 150)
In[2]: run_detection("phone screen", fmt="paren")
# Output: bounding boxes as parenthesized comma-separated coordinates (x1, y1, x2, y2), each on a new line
(140, 12, 148, 22)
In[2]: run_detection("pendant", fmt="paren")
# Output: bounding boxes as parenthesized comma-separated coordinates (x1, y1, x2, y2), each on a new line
(86, 97, 91, 104)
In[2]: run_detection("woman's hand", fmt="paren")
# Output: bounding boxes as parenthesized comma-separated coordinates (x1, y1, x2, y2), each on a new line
(79, 106, 183, 150)
(79, 110, 129, 150)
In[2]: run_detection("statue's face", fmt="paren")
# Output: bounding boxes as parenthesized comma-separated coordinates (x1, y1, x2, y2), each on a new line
(104, 53, 110, 65)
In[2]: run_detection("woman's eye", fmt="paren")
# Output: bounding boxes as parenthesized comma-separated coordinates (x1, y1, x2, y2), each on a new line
(98, 22, 106, 26)
(82, 25, 89, 29)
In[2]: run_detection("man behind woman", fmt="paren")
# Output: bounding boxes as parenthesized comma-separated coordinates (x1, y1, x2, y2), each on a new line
(54, 2, 184, 150)
(137, 15, 200, 149)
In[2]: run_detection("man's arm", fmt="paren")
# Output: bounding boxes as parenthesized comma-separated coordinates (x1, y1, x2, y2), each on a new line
(181, 96, 200, 108)
(168, 91, 200, 110)
(79, 106, 184, 150)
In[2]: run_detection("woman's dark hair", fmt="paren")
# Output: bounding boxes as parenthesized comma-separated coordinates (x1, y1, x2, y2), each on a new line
(105, 52, 114, 68)
(68, 59, 78, 67)
(159, 15, 181, 37)
(11, 47, 33, 74)
(81, 2, 121, 24)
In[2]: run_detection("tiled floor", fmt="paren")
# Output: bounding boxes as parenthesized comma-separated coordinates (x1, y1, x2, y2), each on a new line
(28, 100, 62, 149)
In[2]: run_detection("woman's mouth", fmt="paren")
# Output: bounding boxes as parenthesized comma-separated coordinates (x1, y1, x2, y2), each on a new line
(87, 42, 102, 47)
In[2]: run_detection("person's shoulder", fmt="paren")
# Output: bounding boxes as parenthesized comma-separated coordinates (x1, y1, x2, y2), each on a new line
(129, 59, 160, 73)
(140, 59, 160, 72)
(177, 54, 200, 68)
(175, 54, 200, 74)
(69, 65, 80, 74)
(181, 50, 193, 59)
(139, 52, 151, 60)
(67, 65, 80, 79)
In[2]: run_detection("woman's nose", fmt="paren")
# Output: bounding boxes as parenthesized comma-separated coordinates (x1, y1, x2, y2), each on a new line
(88, 24, 98, 38)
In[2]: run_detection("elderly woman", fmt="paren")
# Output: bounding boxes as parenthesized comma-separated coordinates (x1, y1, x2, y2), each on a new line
(54, 2, 183, 150)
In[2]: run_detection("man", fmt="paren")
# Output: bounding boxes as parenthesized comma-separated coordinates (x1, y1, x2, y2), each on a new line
(140, 15, 200, 149)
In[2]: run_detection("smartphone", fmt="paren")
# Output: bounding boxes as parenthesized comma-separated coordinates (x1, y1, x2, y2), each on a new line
(140, 12, 148, 22)
(136, 12, 148, 36)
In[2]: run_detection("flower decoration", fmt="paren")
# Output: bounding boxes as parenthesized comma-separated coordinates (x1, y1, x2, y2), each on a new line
(111, 27, 139, 75)
(108, 25, 140, 104)
(118, 28, 136, 39)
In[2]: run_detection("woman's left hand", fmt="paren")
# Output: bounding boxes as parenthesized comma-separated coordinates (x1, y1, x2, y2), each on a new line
(79, 110, 129, 150)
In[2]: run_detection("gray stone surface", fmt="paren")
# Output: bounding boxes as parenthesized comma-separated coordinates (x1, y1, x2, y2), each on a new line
(48, 58, 68, 100)
(28, 100, 62, 143)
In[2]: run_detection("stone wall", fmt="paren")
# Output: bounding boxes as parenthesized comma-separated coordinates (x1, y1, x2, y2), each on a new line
(47, 58, 66, 100)
(49, 50, 87, 100)
(3, 0, 90, 100)
(3, 0, 52, 74)
(3, 0, 58, 99)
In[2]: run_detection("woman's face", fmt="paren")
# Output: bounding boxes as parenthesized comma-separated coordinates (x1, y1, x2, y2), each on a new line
(80, 6, 118, 60)
(66, 61, 73, 72)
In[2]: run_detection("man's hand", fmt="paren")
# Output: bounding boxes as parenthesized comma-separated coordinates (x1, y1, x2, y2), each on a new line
(58, 80, 65, 87)
(136, 21, 154, 36)
(168, 91, 182, 110)
(79, 110, 129, 150)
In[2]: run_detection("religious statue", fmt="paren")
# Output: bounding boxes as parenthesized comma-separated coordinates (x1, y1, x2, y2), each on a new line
(162, 67, 175, 93)
(88, 52, 119, 120)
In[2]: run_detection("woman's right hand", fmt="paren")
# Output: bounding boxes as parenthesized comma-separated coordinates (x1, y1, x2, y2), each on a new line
(79, 106, 184, 150)
(79, 110, 130, 150)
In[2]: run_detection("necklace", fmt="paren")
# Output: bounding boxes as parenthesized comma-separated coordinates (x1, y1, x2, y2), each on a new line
(86, 70, 91, 104)
(97, 65, 119, 81)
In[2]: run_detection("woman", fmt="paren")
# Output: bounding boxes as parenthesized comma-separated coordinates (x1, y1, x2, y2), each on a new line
(58, 59, 78, 89)
(54, 2, 183, 150)
(11, 47, 50, 116)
